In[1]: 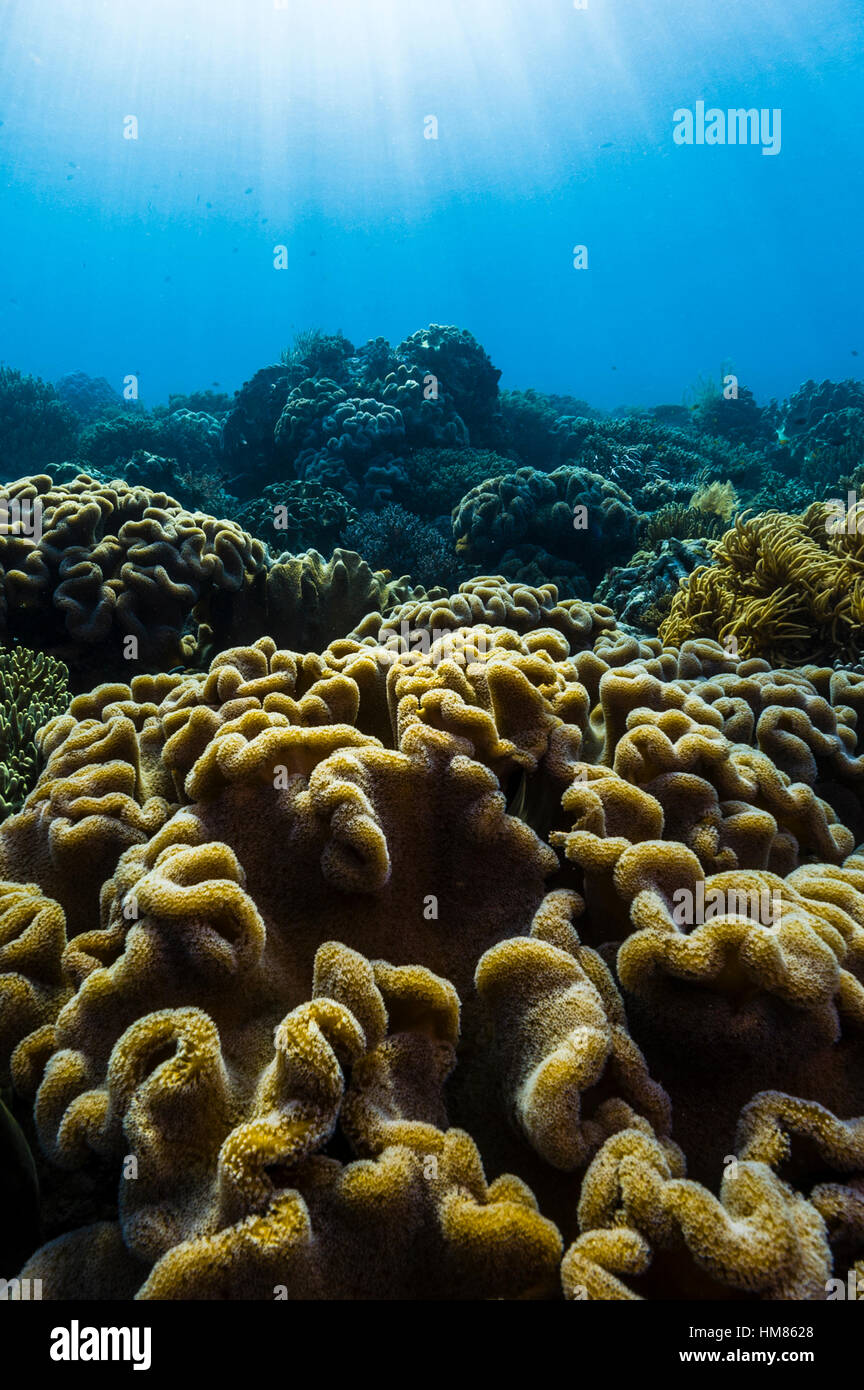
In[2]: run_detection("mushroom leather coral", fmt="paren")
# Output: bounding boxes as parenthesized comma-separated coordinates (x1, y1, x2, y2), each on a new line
(562, 1125, 831, 1300)
(0, 473, 268, 682)
(19, 942, 562, 1299)
(2, 600, 864, 1299)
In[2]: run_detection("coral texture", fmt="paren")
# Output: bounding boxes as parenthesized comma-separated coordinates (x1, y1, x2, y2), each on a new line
(1, 584, 862, 1301)
(0, 647, 70, 818)
(0, 474, 268, 683)
(4, 333, 864, 1306)
(659, 503, 864, 665)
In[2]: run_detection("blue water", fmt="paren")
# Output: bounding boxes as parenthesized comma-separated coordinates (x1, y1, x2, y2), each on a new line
(1, 0, 862, 409)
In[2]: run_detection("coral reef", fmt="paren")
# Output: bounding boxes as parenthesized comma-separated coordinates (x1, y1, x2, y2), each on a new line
(595, 537, 715, 629)
(279, 329, 357, 387)
(0, 368, 80, 477)
(399, 447, 516, 517)
(221, 365, 294, 480)
(691, 383, 771, 447)
(221, 326, 479, 502)
(77, 409, 223, 479)
(393, 325, 502, 447)
(636, 503, 728, 550)
(3, 334, 864, 1305)
(253, 548, 426, 653)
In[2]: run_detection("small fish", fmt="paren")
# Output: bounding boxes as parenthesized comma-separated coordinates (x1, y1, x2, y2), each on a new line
(68, 161, 76, 168)
(164, 275, 172, 282)
(244, 187, 253, 194)
(232, 246, 238, 253)
(610, 364, 617, 370)
(600, 141, 614, 149)
(309, 249, 316, 256)
(776, 427, 790, 445)
(206, 201, 212, 209)
(196, 194, 200, 203)
(853, 350, 859, 357)
(212, 381, 221, 388)
(261, 217, 268, 224)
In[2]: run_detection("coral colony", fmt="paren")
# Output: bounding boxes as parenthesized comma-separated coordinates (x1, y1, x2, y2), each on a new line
(2, 328, 864, 1304)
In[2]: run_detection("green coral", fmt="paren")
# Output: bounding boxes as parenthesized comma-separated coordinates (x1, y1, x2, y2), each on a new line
(0, 647, 70, 818)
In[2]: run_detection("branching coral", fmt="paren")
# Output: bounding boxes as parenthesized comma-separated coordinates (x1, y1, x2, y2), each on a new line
(0, 647, 70, 818)
(344, 504, 460, 591)
(659, 502, 864, 665)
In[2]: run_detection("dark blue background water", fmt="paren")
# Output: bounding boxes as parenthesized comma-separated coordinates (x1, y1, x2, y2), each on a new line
(1, 0, 862, 409)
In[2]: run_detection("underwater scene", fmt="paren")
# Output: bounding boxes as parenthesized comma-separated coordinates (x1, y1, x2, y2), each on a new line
(2, 0, 864, 1333)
